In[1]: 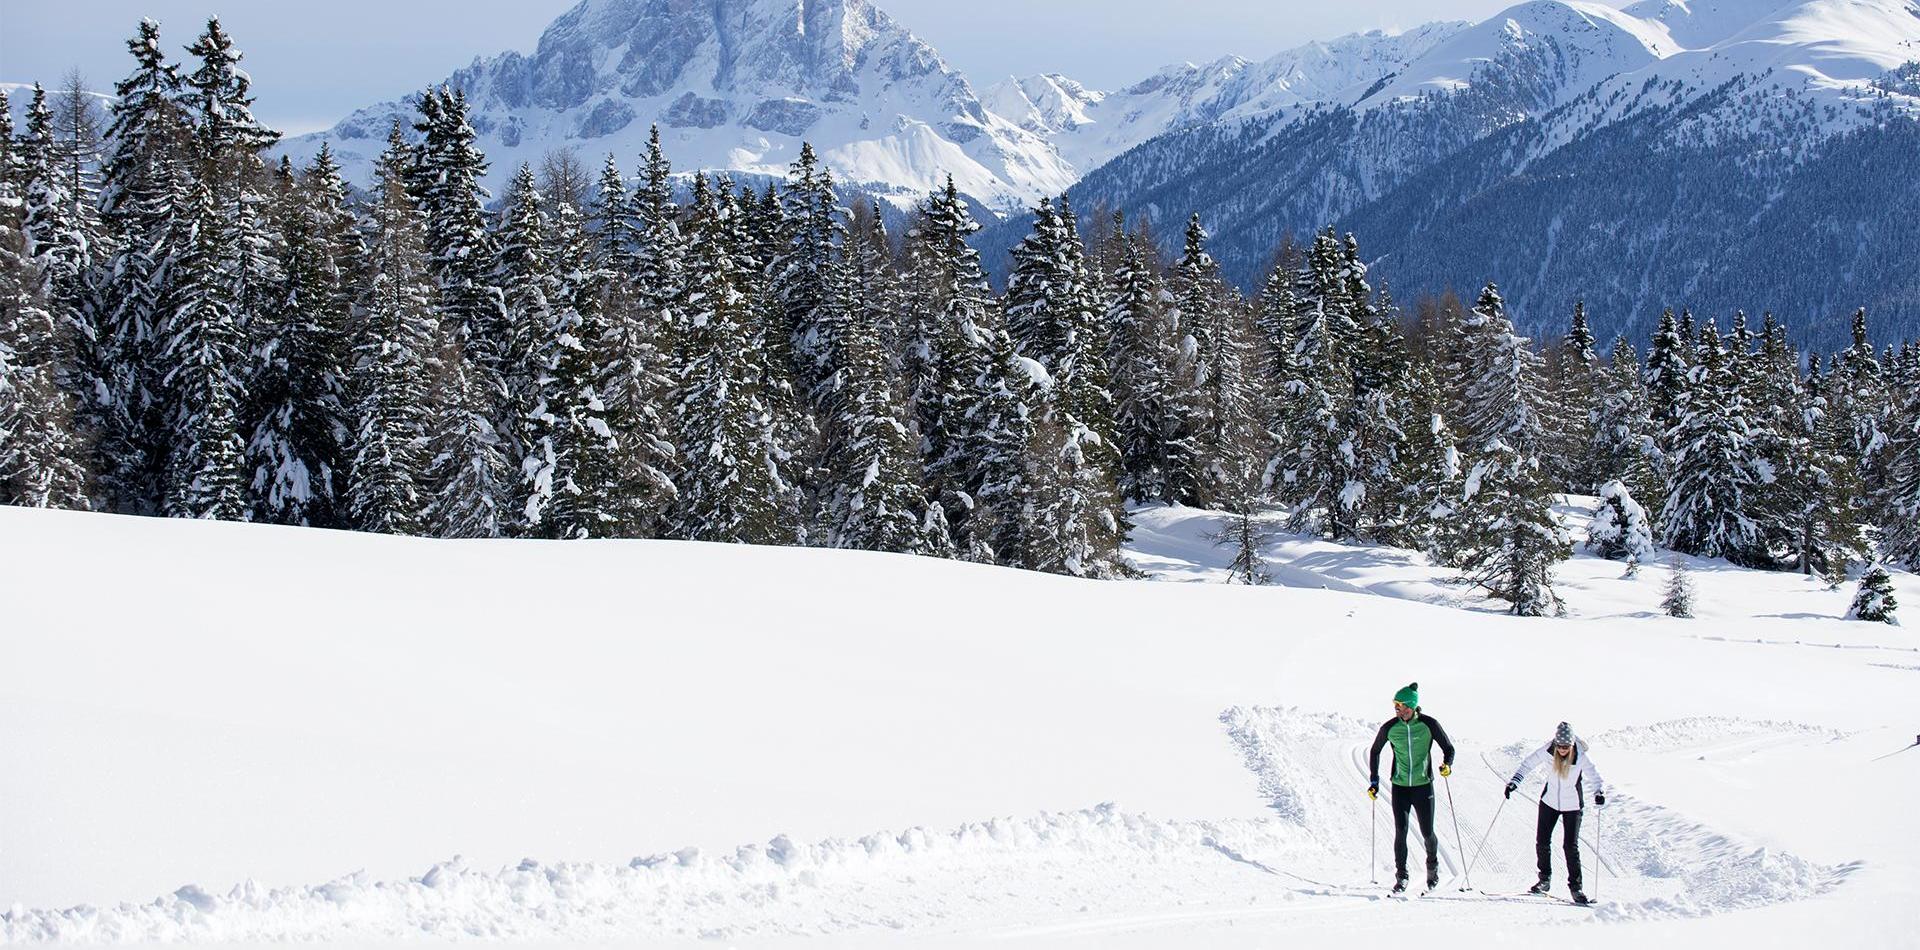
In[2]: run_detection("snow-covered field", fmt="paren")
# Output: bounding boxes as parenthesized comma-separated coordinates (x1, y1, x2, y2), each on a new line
(2, 503, 1916, 947)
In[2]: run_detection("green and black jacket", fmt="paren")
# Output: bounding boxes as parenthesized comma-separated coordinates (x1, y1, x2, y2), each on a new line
(1369, 713, 1457, 788)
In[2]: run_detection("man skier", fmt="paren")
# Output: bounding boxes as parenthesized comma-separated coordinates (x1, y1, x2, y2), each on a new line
(1506, 721, 1605, 905)
(1367, 682, 1456, 894)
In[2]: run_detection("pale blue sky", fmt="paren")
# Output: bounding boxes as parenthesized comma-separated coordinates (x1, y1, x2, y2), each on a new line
(3, 0, 1533, 134)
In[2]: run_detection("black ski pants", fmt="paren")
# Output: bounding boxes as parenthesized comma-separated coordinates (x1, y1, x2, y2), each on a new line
(1535, 802, 1584, 889)
(1391, 783, 1439, 881)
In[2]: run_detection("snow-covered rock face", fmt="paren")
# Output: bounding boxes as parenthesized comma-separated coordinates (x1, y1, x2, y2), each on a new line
(282, 0, 1920, 226)
(283, 0, 1075, 212)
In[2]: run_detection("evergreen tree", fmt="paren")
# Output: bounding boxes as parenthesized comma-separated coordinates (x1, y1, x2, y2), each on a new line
(1662, 557, 1696, 618)
(1545, 301, 1599, 492)
(773, 142, 841, 406)
(422, 331, 510, 539)
(817, 238, 951, 556)
(493, 161, 558, 528)
(669, 174, 787, 544)
(1106, 224, 1179, 503)
(591, 150, 677, 538)
(521, 174, 621, 539)
(1005, 195, 1124, 573)
(159, 180, 247, 519)
(902, 177, 1003, 558)
(1275, 227, 1361, 537)
(180, 16, 281, 380)
(1847, 564, 1897, 624)
(1166, 214, 1251, 508)
(0, 144, 90, 509)
(724, 177, 816, 542)
(1586, 479, 1654, 573)
(1453, 283, 1569, 615)
(1882, 366, 1920, 570)
(344, 125, 435, 535)
(1589, 336, 1660, 511)
(245, 154, 350, 527)
(1644, 308, 1689, 456)
(1660, 323, 1769, 567)
(1207, 488, 1276, 585)
(412, 87, 507, 427)
(95, 19, 190, 512)
(18, 83, 96, 378)
(1783, 362, 1867, 580)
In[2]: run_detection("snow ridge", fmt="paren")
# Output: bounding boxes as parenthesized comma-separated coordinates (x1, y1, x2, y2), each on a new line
(0, 805, 1309, 944)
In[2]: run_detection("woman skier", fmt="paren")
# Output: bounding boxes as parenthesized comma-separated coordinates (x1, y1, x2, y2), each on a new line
(1505, 721, 1606, 904)
(1367, 682, 1456, 894)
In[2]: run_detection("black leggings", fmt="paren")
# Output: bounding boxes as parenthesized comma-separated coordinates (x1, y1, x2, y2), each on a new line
(1536, 802, 1584, 889)
(1391, 783, 1439, 880)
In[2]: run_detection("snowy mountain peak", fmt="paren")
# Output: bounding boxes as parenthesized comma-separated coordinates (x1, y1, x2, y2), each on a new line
(286, 0, 1074, 211)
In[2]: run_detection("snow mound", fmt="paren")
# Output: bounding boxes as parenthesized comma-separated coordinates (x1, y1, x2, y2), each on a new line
(0, 806, 1307, 944)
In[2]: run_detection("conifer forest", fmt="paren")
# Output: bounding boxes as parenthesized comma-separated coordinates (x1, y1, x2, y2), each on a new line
(4, 18, 1919, 618)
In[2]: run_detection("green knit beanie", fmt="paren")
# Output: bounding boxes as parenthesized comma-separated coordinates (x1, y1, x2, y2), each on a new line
(1393, 682, 1419, 708)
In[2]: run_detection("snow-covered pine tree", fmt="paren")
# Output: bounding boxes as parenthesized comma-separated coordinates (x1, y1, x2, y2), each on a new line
(244, 154, 350, 527)
(1207, 486, 1275, 586)
(158, 179, 248, 520)
(180, 16, 281, 376)
(493, 162, 558, 529)
(817, 234, 951, 557)
(631, 125, 682, 359)
(589, 151, 677, 539)
(1586, 479, 1654, 573)
(1545, 301, 1599, 493)
(422, 330, 511, 539)
(668, 174, 787, 545)
(1662, 557, 1696, 618)
(411, 87, 507, 429)
(1275, 227, 1357, 536)
(1166, 213, 1252, 509)
(1395, 348, 1463, 564)
(95, 19, 190, 513)
(18, 84, 94, 377)
(1342, 236, 1414, 541)
(344, 124, 436, 535)
(773, 142, 842, 407)
(1644, 307, 1689, 458)
(1847, 563, 1897, 624)
(844, 199, 908, 370)
(1004, 195, 1124, 573)
(968, 324, 1042, 568)
(0, 144, 91, 509)
(902, 176, 1002, 558)
(1882, 365, 1920, 570)
(518, 168, 621, 540)
(1453, 283, 1570, 616)
(1252, 243, 1301, 465)
(1659, 322, 1770, 567)
(1781, 362, 1867, 580)
(1105, 222, 1179, 503)
(724, 177, 816, 542)
(1589, 336, 1661, 511)
(592, 153, 637, 273)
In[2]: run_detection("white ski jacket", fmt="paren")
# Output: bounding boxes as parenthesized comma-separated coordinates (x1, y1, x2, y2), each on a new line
(1510, 740, 1605, 813)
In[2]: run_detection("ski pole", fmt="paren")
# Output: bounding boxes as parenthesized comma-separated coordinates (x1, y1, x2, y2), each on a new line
(1370, 790, 1379, 884)
(1462, 796, 1507, 883)
(1594, 801, 1603, 900)
(1442, 770, 1470, 890)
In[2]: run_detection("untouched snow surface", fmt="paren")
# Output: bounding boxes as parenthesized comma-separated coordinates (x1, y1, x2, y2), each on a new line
(2, 503, 1917, 947)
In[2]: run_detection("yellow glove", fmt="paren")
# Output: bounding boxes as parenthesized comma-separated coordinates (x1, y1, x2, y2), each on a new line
(1439, 763, 1452, 778)
(1367, 782, 1379, 800)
